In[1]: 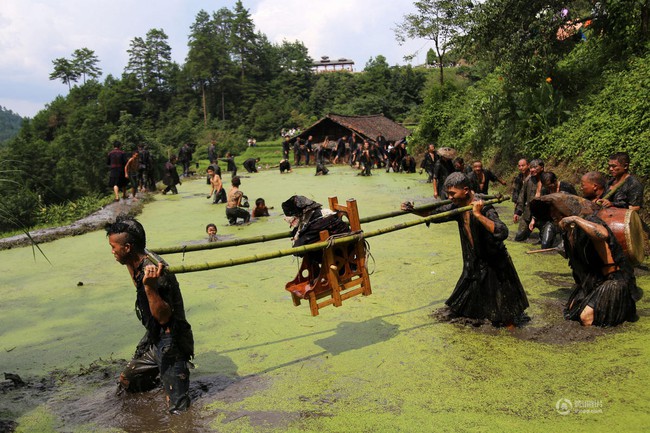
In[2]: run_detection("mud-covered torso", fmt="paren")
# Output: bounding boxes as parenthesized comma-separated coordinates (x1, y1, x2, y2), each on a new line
(133, 259, 194, 358)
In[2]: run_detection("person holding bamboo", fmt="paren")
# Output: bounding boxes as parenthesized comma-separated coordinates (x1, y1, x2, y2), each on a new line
(105, 216, 194, 413)
(601, 152, 644, 211)
(402, 172, 529, 327)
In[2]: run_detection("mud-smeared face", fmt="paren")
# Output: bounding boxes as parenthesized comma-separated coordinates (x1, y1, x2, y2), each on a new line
(530, 165, 543, 177)
(472, 162, 483, 175)
(108, 233, 131, 265)
(446, 186, 470, 206)
(580, 176, 598, 199)
(608, 159, 627, 178)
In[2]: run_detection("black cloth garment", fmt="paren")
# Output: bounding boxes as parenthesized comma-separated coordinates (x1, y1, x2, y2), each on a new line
(433, 158, 455, 198)
(562, 214, 638, 326)
(291, 210, 350, 249)
(219, 157, 237, 177)
(558, 181, 577, 195)
(512, 172, 525, 204)
(606, 175, 644, 208)
(282, 140, 291, 159)
(243, 158, 258, 173)
(468, 169, 499, 194)
(162, 161, 180, 194)
(422, 151, 437, 182)
(133, 258, 193, 360)
(279, 160, 291, 173)
(108, 148, 128, 188)
(430, 200, 529, 324)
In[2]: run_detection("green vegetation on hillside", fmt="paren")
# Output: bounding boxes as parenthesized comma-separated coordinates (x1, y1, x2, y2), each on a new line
(1, 0, 649, 231)
(0, 106, 23, 144)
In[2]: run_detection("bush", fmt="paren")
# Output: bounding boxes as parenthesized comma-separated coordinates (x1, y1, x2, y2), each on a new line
(0, 187, 40, 231)
(546, 53, 650, 178)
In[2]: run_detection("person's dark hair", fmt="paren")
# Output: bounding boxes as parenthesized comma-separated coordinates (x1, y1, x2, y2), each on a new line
(255, 198, 265, 207)
(530, 158, 544, 168)
(232, 176, 241, 187)
(443, 172, 470, 189)
(105, 215, 146, 251)
(113, 140, 122, 149)
(609, 152, 630, 167)
(540, 171, 557, 186)
(206, 223, 217, 232)
(583, 171, 606, 189)
(453, 157, 464, 165)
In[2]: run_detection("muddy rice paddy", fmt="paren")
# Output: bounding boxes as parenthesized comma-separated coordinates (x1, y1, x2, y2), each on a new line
(1, 166, 649, 432)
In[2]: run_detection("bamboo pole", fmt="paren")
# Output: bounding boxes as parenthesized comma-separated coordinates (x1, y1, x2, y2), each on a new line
(150, 197, 495, 255)
(167, 196, 509, 274)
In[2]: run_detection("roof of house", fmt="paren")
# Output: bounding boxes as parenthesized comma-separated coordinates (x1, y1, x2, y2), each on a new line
(291, 113, 411, 144)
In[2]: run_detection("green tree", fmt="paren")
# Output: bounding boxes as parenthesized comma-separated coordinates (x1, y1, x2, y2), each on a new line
(50, 57, 79, 90)
(230, 0, 258, 81)
(72, 48, 102, 84)
(395, 0, 473, 85)
(187, 9, 234, 125)
(125, 29, 174, 93)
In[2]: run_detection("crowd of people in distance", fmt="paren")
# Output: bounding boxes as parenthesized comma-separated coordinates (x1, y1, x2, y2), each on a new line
(281, 132, 419, 177)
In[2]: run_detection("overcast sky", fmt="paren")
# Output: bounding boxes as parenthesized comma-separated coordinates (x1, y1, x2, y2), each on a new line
(0, 0, 429, 118)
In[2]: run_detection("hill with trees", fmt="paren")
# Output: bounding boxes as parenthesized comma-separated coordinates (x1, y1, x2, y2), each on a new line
(0, 106, 24, 145)
(0, 0, 648, 232)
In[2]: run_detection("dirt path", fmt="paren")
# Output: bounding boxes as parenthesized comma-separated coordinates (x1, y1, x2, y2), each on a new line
(0, 196, 145, 251)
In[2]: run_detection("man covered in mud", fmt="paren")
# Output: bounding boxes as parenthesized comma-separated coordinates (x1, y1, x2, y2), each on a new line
(530, 193, 638, 326)
(402, 172, 529, 327)
(106, 216, 194, 413)
(603, 151, 644, 211)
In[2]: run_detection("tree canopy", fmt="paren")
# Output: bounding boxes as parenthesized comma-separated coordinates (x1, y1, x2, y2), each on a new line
(3, 0, 649, 231)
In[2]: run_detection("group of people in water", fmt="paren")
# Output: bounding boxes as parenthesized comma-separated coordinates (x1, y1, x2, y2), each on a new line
(405, 148, 644, 330)
(106, 134, 645, 415)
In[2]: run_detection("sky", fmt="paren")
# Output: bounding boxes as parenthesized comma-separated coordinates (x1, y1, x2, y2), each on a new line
(0, 0, 430, 118)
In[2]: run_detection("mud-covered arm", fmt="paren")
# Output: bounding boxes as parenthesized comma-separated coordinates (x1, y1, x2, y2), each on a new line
(514, 181, 527, 216)
(142, 263, 172, 326)
(559, 216, 609, 242)
(474, 201, 508, 241)
(400, 201, 456, 223)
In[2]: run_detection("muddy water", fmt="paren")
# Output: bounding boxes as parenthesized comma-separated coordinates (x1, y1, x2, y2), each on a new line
(2, 166, 650, 432)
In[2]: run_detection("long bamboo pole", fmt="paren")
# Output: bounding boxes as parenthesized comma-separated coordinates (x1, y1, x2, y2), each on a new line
(150, 197, 494, 255)
(167, 196, 509, 274)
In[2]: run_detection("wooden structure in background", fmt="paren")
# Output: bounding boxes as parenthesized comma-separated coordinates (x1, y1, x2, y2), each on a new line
(285, 197, 372, 316)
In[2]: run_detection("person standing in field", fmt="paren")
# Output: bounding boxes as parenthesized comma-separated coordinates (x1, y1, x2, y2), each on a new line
(107, 140, 128, 202)
(402, 172, 529, 327)
(162, 155, 181, 195)
(206, 165, 226, 204)
(124, 149, 140, 200)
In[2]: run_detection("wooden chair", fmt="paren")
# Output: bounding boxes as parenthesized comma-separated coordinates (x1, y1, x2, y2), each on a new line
(285, 197, 372, 316)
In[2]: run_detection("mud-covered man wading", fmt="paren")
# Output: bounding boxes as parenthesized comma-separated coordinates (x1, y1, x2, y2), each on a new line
(106, 216, 194, 413)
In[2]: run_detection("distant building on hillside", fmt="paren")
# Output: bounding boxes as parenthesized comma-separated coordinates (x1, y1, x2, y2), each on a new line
(311, 56, 355, 73)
